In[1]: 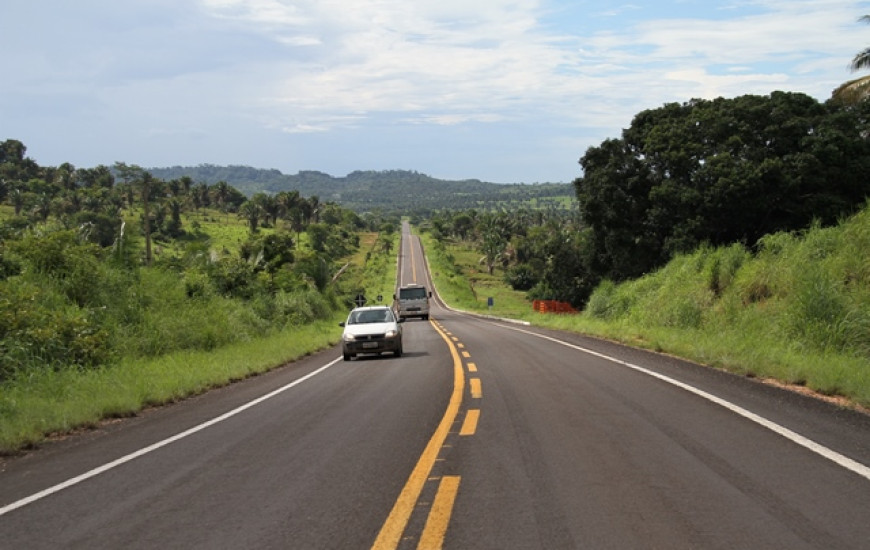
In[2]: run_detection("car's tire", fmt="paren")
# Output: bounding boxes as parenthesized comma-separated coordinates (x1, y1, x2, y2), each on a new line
(395, 345, 403, 357)
(343, 353, 352, 361)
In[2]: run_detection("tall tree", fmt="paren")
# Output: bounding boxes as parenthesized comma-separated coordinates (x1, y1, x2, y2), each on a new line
(141, 172, 155, 266)
(238, 200, 261, 233)
(832, 15, 870, 104)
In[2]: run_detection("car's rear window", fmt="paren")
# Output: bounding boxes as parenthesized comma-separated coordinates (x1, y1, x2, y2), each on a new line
(349, 309, 393, 324)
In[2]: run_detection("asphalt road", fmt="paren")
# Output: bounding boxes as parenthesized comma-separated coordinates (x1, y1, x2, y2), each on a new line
(1, 222, 869, 549)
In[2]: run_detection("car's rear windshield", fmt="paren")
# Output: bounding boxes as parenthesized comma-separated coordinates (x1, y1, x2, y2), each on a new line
(349, 309, 394, 324)
(399, 287, 427, 300)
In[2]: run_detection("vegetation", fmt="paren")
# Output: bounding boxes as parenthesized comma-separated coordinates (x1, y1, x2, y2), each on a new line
(149, 166, 576, 217)
(0, 140, 400, 453)
(576, 92, 870, 288)
(424, 96, 870, 312)
(427, 208, 595, 307)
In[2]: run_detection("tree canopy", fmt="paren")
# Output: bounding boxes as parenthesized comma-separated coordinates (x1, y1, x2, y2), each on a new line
(574, 92, 870, 282)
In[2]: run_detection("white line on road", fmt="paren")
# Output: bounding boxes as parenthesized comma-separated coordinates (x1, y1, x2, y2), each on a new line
(0, 357, 341, 517)
(498, 323, 870, 482)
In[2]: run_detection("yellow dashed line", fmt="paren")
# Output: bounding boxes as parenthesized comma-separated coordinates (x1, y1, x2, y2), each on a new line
(470, 378, 482, 398)
(460, 409, 480, 436)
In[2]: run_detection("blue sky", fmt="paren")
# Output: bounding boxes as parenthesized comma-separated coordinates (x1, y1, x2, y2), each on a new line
(2, 0, 869, 184)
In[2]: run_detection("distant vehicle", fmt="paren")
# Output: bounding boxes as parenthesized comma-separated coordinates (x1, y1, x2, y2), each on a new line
(339, 305, 404, 361)
(395, 284, 432, 320)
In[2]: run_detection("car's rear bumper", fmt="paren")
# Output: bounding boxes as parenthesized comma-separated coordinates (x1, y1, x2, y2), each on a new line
(343, 337, 402, 355)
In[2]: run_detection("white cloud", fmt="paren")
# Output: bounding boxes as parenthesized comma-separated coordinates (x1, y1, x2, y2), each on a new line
(3, 0, 869, 182)
(195, 0, 869, 139)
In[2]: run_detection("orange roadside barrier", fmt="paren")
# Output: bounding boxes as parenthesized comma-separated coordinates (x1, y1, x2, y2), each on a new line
(532, 300, 577, 314)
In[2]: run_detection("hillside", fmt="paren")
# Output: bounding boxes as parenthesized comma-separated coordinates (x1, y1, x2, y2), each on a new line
(148, 165, 575, 215)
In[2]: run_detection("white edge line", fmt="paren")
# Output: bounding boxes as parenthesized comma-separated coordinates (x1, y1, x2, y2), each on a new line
(497, 323, 870, 482)
(0, 357, 342, 517)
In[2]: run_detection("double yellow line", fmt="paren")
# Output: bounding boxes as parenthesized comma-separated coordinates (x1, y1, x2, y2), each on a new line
(371, 321, 465, 550)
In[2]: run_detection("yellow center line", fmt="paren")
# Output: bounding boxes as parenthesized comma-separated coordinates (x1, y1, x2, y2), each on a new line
(417, 476, 462, 550)
(467, 362, 477, 373)
(470, 378, 482, 399)
(371, 320, 465, 550)
(409, 233, 418, 284)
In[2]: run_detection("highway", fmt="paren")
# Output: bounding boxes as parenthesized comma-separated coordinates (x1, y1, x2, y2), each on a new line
(1, 221, 870, 549)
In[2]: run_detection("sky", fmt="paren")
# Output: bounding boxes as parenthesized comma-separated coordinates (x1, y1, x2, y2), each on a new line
(2, 1, 869, 184)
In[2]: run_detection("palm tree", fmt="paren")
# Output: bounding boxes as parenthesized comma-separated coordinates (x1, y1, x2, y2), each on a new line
(832, 15, 870, 104)
(238, 200, 262, 233)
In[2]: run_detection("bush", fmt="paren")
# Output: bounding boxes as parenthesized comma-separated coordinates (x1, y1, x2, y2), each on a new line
(504, 264, 539, 291)
(0, 280, 111, 379)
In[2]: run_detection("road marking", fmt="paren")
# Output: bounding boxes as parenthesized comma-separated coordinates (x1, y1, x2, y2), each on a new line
(461, 351, 471, 359)
(0, 358, 342, 518)
(371, 321, 465, 549)
(460, 410, 480, 436)
(467, 362, 477, 373)
(470, 379, 482, 399)
(417, 476, 461, 550)
(498, 323, 870, 482)
(409, 233, 418, 283)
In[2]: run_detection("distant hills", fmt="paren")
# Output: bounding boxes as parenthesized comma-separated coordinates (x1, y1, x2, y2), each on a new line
(147, 165, 575, 215)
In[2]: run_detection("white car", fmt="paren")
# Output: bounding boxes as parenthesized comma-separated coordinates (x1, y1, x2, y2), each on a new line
(339, 305, 404, 361)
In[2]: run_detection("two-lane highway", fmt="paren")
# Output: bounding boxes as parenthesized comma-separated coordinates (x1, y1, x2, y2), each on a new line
(1, 222, 870, 549)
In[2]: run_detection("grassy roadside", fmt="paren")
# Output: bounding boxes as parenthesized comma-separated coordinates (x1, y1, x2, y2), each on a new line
(0, 318, 343, 452)
(419, 224, 870, 412)
(0, 231, 398, 454)
(420, 232, 534, 320)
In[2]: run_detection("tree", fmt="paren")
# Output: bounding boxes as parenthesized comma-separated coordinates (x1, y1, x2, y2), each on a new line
(141, 172, 156, 266)
(212, 180, 230, 213)
(575, 92, 870, 285)
(252, 193, 279, 227)
(238, 200, 262, 233)
(477, 214, 511, 275)
(832, 15, 870, 104)
(276, 190, 301, 223)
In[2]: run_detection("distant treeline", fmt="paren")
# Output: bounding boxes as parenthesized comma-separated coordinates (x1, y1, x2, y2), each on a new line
(148, 166, 575, 216)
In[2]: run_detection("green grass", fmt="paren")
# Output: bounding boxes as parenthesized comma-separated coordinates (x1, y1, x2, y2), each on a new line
(356, 231, 399, 307)
(420, 232, 534, 320)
